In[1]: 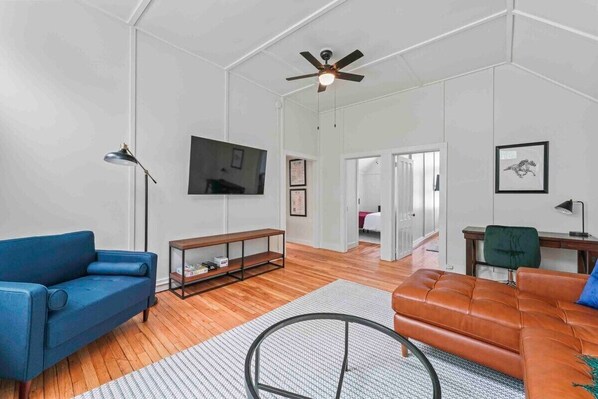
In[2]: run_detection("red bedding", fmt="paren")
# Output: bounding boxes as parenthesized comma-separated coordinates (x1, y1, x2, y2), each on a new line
(359, 211, 372, 228)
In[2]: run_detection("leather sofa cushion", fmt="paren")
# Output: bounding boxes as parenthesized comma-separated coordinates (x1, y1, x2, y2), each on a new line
(393, 269, 522, 352)
(521, 327, 597, 399)
(46, 275, 151, 348)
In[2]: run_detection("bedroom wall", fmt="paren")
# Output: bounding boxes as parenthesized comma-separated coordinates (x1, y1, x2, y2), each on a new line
(0, 2, 283, 288)
(357, 157, 380, 213)
(316, 64, 598, 275)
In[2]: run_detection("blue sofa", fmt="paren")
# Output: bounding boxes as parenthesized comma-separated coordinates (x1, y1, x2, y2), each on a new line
(0, 231, 157, 398)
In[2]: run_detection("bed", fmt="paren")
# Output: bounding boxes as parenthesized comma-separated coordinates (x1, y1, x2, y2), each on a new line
(362, 212, 381, 232)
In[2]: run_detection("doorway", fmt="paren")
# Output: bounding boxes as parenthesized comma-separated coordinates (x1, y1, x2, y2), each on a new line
(345, 156, 382, 253)
(357, 157, 382, 245)
(394, 151, 440, 261)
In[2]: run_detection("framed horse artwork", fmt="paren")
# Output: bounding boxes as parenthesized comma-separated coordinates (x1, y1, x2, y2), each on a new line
(495, 141, 549, 194)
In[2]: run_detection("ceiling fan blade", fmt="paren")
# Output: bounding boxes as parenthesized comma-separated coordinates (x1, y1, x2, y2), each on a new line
(336, 71, 365, 82)
(300, 51, 323, 69)
(317, 83, 327, 93)
(286, 73, 319, 81)
(332, 49, 364, 70)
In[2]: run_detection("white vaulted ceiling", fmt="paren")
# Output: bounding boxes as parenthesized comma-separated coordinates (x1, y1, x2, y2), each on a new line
(81, 0, 598, 111)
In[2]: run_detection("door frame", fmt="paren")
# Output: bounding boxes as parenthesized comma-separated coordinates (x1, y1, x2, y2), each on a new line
(281, 150, 320, 248)
(340, 142, 447, 268)
(395, 155, 415, 260)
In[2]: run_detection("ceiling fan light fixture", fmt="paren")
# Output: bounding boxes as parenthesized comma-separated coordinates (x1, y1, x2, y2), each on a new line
(318, 72, 335, 86)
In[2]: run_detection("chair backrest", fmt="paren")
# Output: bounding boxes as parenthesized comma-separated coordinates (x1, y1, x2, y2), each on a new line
(0, 231, 96, 286)
(483, 225, 541, 270)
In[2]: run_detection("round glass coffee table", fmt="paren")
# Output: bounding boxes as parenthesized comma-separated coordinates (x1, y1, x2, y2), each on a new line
(244, 313, 441, 398)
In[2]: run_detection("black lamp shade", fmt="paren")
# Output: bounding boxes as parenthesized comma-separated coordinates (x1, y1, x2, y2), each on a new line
(555, 199, 573, 215)
(104, 148, 137, 166)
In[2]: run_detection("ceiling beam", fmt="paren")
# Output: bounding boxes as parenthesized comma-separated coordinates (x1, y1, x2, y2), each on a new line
(395, 55, 422, 87)
(506, 0, 514, 62)
(128, 0, 153, 26)
(511, 62, 598, 104)
(262, 50, 305, 75)
(513, 10, 598, 43)
(282, 10, 508, 97)
(225, 0, 347, 71)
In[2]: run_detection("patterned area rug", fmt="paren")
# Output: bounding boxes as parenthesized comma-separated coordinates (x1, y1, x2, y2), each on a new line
(77, 280, 524, 399)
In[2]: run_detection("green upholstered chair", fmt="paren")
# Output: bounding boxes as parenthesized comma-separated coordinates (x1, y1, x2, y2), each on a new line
(482, 225, 541, 286)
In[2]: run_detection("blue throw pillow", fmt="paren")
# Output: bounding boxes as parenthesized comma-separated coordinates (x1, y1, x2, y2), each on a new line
(87, 261, 148, 277)
(47, 288, 68, 311)
(578, 261, 598, 309)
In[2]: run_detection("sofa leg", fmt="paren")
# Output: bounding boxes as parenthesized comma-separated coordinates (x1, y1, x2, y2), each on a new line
(401, 343, 409, 358)
(19, 380, 31, 399)
(143, 308, 149, 322)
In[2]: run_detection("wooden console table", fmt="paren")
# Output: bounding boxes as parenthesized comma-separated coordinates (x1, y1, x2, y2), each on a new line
(169, 229, 285, 299)
(463, 226, 598, 276)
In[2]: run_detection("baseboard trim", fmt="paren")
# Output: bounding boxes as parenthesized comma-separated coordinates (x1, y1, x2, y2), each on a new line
(321, 241, 344, 252)
(156, 277, 169, 292)
(286, 237, 314, 247)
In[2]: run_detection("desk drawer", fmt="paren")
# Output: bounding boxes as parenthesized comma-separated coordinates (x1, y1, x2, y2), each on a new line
(561, 241, 598, 251)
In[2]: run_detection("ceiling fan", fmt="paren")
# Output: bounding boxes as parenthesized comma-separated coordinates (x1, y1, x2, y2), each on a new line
(286, 49, 364, 93)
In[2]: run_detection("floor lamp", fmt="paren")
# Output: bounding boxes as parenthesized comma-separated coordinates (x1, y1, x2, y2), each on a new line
(104, 143, 158, 305)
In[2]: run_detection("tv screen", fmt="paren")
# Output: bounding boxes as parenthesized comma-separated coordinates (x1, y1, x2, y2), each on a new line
(188, 136, 267, 195)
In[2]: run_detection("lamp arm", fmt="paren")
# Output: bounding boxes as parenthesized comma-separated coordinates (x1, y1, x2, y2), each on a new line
(125, 147, 157, 184)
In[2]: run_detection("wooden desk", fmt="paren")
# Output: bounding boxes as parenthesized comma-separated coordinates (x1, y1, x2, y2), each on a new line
(463, 226, 598, 276)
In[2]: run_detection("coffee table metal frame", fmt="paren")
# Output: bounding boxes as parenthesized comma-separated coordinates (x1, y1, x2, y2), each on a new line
(244, 313, 441, 399)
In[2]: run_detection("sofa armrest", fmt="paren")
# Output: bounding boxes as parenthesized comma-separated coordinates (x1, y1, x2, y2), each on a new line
(517, 267, 588, 303)
(96, 250, 158, 306)
(0, 282, 47, 381)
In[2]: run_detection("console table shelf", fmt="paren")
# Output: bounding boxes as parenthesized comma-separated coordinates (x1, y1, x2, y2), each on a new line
(168, 229, 285, 299)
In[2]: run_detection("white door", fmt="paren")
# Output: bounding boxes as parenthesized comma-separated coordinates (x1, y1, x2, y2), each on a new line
(345, 159, 359, 249)
(395, 156, 414, 259)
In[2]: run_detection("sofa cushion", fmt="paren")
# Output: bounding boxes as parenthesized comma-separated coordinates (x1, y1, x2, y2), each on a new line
(87, 261, 148, 277)
(0, 231, 95, 287)
(392, 269, 522, 352)
(47, 288, 68, 311)
(46, 275, 151, 348)
(521, 327, 597, 399)
(578, 261, 598, 309)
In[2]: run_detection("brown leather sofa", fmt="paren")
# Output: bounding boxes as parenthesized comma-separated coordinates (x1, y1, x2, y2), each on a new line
(392, 268, 597, 399)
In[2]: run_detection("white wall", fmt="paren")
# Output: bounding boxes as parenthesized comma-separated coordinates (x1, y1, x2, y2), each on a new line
(283, 99, 318, 158)
(0, 2, 130, 249)
(319, 111, 344, 251)
(314, 64, 598, 275)
(0, 2, 284, 287)
(285, 157, 315, 246)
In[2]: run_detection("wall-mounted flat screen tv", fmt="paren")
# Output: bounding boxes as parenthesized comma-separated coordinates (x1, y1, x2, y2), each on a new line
(188, 136, 267, 195)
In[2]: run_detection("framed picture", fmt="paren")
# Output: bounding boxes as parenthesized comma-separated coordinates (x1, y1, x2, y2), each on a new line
(495, 141, 549, 194)
(231, 148, 244, 169)
(290, 189, 307, 217)
(289, 159, 306, 186)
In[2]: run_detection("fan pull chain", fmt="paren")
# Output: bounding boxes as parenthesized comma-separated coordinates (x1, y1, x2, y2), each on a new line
(334, 84, 337, 128)
(317, 91, 320, 131)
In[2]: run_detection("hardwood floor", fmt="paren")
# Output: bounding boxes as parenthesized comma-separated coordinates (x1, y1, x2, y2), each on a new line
(0, 240, 438, 399)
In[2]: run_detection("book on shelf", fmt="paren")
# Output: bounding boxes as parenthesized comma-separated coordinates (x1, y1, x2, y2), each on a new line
(176, 264, 208, 277)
